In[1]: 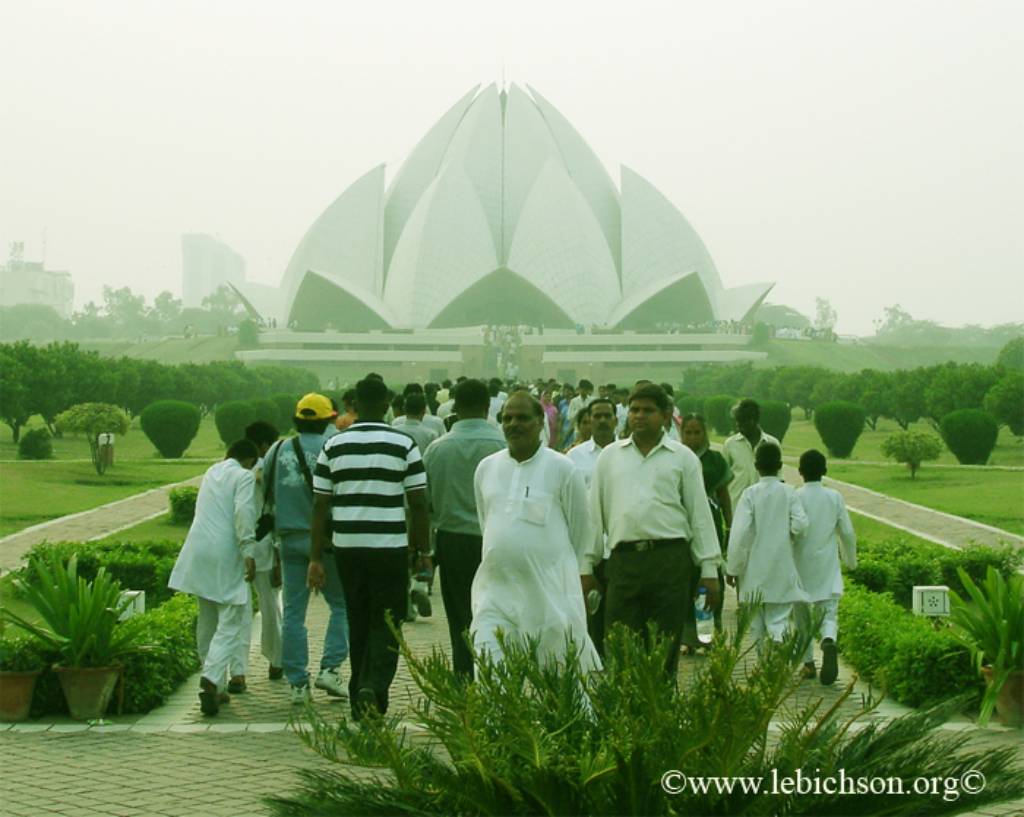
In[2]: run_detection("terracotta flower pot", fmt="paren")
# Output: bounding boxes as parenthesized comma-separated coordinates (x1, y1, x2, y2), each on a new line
(981, 666, 1024, 728)
(53, 666, 120, 721)
(0, 670, 42, 722)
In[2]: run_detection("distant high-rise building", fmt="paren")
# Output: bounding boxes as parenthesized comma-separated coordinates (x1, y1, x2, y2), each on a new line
(0, 243, 74, 318)
(181, 234, 246, 308)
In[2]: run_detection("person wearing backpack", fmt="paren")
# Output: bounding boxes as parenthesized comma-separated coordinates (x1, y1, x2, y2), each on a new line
(263, 394, 350, 704)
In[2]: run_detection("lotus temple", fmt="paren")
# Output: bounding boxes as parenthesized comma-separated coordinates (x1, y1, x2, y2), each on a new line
(234, 84, 773, 382)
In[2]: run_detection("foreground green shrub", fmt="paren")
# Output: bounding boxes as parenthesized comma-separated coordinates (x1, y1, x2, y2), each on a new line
(839, 585, 977, 707)
(169, 485, 199, 525)
(140, 400, 201, 458)
(268, 621, 1023, 817)
(814, 400, 865, 458)
(213, 399, 258, 446)
(703, 394, 735, 436)
(758, 399, 792, 441)
(28, 594, 199, 716)
(18, 540, 181, 609)
(0, 632, 46, 671)
(17, 427, 53, 460)
(940, 409, 999, 465)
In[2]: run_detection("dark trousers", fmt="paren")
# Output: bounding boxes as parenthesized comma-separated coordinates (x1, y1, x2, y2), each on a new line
(604, 543, 694, 676)
(334, 546, 408, 716)
(587, 559, 608, 658)
(434, 530, 482, 678)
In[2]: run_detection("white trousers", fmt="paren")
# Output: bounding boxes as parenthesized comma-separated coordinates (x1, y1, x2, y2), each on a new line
(197, 598, 249, 690)
(238, 570, 283, 668)
(795, 598, 840, 663)
(748, 602, 794, 644)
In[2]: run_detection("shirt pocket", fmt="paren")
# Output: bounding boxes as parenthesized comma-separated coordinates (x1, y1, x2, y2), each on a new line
(508, 492, 554, 526)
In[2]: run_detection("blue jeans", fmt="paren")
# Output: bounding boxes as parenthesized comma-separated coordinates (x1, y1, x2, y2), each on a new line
(280, 532, 349, 687)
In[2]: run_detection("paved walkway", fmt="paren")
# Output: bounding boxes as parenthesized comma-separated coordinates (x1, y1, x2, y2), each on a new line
(0, 475, 203, 575)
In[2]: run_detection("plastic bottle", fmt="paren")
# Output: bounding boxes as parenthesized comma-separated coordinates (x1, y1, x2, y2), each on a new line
(695, 586, 714, 644)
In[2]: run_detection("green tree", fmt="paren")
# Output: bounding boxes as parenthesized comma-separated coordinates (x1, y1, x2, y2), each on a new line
(814, 297, 837, 331)
(874, 303, 914, 335)
(984, 373, 1024, 436)
(887, 369, 930, 430)
(55, 402, 130, 475)
(140, 400, 201, 458)
(150, 291, 183, 327)
(814, 401, 866, 458)
(881, 430, 943, 479)
(0, 346, 32, 442)
(923, 363, 999, 426)
(996, 336, 1024, 372)
(940, 409, 999, 465)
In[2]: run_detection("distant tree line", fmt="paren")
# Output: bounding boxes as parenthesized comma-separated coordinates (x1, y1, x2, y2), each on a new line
(0, 341, 318, 442)
(677, 336, 1024, 437)
(0, 285, 250, 343)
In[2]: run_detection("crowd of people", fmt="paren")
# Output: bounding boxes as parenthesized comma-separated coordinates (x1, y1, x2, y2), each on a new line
(169, 372, 858, 719)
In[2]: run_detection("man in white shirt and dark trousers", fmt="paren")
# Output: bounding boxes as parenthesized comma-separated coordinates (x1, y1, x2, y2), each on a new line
(726, 442, 809, 645)
(168, 440, 260, 716)
(794, 449, 857, 685)
(584, 383, 721, 676)
(309, 377, 431, 719)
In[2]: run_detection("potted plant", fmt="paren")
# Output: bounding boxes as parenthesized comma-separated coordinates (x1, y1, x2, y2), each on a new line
(950, 566, 1024, 727)
(0, 553, 152, 721)
(0, 631, 46, 721)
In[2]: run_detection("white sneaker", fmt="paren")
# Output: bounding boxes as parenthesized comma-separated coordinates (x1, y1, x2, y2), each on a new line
(290, 684, 311, 705)
(314, 668, 347, 698)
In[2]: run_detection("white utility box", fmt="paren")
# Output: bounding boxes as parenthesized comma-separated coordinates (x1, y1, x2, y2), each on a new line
(912, 585, 951, 617)
(119, 590, 146, 621)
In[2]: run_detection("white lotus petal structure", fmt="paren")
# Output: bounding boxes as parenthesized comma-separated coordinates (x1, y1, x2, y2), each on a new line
(265, 84, 772, 331)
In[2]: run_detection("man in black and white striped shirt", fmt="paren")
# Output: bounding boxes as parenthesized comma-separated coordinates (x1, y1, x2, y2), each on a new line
(309, 376, 431, 718)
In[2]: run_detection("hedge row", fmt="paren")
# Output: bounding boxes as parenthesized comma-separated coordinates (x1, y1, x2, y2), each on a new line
(26, 593, 200, 717)
(18, 539, 182, 609)
(837, 535, 1021, 708)
(838, 585, 977, 708)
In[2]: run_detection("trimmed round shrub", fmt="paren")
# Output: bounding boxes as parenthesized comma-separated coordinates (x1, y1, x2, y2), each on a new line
(248, 397, 282, 431)
(17, 427, 53, 460)
(271, 392, 298, 431)
(169, 485, 199, 525)
(940, 408, 999, 465)
(759, 400, 792, 442)
(140, 400, 201, 458)
(214, 400, 259, 446)
(703, 394, 736, 437)
(814, 401, 866, 458)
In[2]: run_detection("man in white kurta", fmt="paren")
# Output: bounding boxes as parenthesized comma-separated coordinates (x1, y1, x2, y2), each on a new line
(725, 443, 809, 644)
(472, 392, 600, 673)
(722, 399, 782, 511)
(168, 442, 259, 715)
(794, 449, 857, 685)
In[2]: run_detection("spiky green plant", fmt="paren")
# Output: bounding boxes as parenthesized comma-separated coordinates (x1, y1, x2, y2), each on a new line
(267, 614, 1024, 816)
(950, 566, 1024, 725)
(0, 552, 152, 668)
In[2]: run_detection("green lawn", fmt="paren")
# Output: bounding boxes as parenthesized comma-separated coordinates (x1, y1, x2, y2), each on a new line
(0, 414, 226, 462)
(828, 462, 1024, 537)
(92, 513, 188, 546)
(0, 460, 209, 537)
(849, 510, 950, 550)
(716, 415, 1024, 468)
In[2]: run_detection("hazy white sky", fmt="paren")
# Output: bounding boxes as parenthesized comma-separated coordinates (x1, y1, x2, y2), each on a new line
(2, 0, 1021, 335)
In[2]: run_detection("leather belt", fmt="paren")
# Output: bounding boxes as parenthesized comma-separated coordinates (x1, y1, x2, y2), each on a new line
(615, 537, 687, 553)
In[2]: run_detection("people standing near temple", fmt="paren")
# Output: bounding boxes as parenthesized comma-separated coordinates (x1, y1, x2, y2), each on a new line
(422, 379, 506, 677)
(568, 379, 595, 429)
(566, 397, 617, 657)
(393, 392, 439, 454)
(725, 442, 809, 645)
(310, 377, 431, 718)
(583, 383, 720, 676)
(540, 388, 561, 447)
(794, 449, 857, 685)
(168, 440, 260, 716)
(241, 421, 284, 685)
(267, 394, 349, 704)
(472, 390, 599, 671)
(565, 405, 592, 452)
(335, 389, 358, 432)
(722, 399, 781, 511)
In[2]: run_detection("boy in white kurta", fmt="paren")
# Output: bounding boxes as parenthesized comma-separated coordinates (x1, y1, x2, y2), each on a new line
(725, 442, 809, 644)
(794, 449, 857, 685)
(168, 441, 259, 716)
(472, 392, 600, 673)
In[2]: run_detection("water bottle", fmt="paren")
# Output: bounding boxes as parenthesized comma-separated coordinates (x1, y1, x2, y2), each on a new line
(695, 586, 714, 644)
